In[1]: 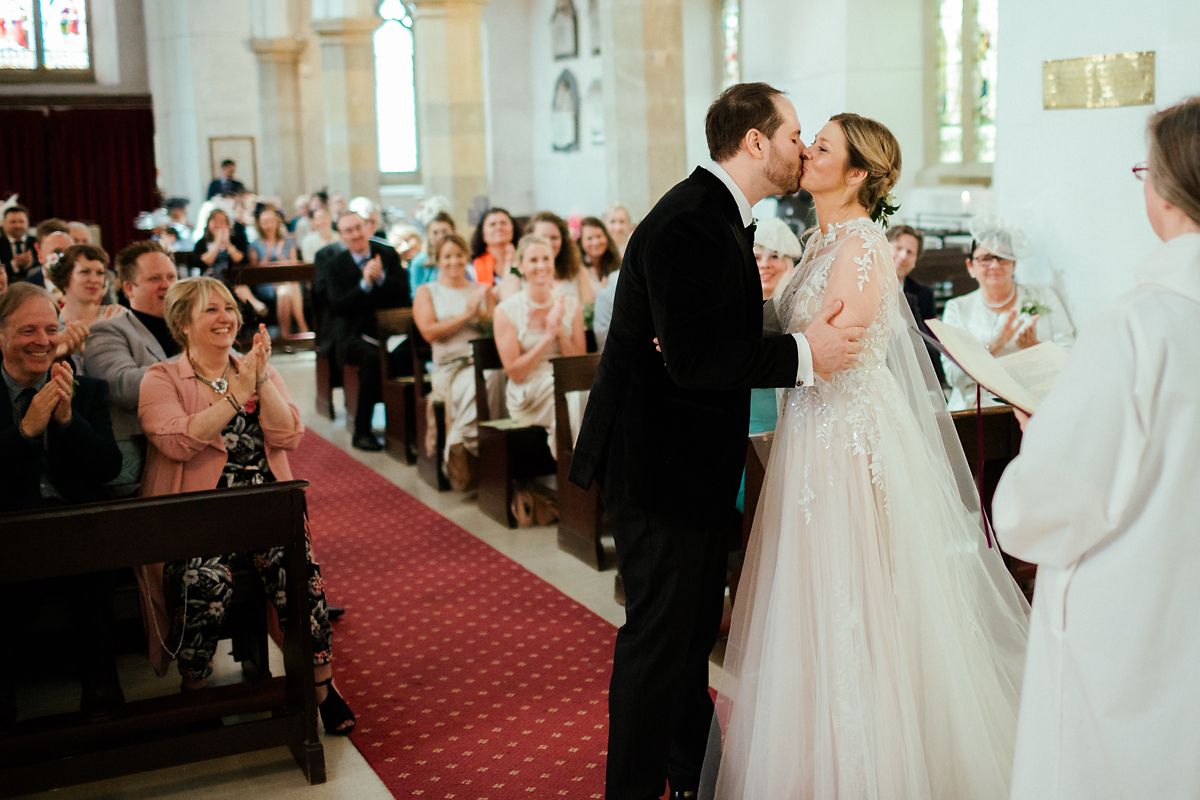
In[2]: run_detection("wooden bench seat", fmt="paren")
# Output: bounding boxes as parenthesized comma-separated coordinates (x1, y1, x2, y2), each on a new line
(553, 353, 607, 568)
(0, 481, 324, 796)
(376, 308, 419, 463)
(471, 338, 556, 528)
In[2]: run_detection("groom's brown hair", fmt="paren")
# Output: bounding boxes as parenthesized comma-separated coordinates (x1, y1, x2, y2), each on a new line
(705, 82, 786, 162)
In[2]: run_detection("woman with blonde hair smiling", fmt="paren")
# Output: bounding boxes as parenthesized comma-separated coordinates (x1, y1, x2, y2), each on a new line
(137, 276, 355, 735)
(412, 233, 491, 489)
(704, 113, 1028, 798)
(994, 95, 1200, 800)
(493, 234, 585, 453)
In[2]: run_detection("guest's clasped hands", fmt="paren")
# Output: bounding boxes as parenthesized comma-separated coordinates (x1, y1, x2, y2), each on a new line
(20, 360, 75, 437)
(989, 309, 1040, 355)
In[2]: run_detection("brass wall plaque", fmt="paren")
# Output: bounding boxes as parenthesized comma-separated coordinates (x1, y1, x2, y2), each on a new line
(1043, 51, 1155, 110)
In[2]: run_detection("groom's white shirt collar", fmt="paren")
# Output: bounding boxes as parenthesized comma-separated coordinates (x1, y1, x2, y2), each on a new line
(700, 161, 754, 227)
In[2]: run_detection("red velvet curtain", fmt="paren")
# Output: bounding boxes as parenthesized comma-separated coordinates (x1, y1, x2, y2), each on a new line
(0, 105, 156, 255)
(0, 109, 51, 221)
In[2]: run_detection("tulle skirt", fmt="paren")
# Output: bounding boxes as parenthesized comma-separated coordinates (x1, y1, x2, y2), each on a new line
(704, 368, 1029, 799)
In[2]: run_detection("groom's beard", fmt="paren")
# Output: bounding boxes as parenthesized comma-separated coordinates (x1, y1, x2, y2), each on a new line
(765, 152, 803, 196)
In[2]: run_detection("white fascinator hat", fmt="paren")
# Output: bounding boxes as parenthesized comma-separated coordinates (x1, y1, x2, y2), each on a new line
(754, 217, 803, 260)
(968, 214, 1032, 261)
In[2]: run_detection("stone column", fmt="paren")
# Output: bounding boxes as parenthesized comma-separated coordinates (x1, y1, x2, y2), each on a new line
(310, 14, 381, 201)
(249, 36, 306, 203)
(601, 0, 687, 219)
(412, 0, 490, 223)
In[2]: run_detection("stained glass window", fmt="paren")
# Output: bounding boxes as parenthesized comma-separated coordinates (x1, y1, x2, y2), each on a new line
(0, 0, 89, 74)
(721, 0, 740, 87)
(40, 0, 89, 70)
(375, 0, 419, 174)
(936, 0, 996, 167)
(0, 1, 37, 69)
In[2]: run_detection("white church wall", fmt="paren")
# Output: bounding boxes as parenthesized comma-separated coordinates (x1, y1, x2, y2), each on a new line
(482, 0, 537, 217)
(528, 0, 607, 219)
(681, 0, 720, 171)
(994, 0, 1200, 326)
(739, 0, 925, 213)
(144, 0, 264, 208)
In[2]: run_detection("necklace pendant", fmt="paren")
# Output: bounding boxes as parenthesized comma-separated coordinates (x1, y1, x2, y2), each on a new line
(212, 377, 229, 394)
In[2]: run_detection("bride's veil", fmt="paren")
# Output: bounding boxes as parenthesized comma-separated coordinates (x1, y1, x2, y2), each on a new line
(699, 229, 1029, 798)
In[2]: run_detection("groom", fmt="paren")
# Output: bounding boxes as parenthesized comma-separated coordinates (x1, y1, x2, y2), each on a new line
(570, 83, 865, 799)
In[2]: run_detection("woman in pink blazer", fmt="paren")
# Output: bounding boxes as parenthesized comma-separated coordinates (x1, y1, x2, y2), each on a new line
(138, 276, 354, 735)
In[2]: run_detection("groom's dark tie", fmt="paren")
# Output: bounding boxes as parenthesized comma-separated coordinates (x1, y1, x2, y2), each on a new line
(743, 222, 757, 242)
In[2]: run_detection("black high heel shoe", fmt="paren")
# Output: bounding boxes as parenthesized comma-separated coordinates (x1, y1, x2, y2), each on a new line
(315, 677, 356, 735)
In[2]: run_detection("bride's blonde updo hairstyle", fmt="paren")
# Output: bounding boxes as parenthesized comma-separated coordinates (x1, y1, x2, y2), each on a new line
(830, 113, 902, 219)
(1147, 95, 1200, 226)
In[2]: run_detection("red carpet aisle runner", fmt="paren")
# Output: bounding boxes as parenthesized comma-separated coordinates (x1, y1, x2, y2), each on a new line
(290, 432, 615, 799)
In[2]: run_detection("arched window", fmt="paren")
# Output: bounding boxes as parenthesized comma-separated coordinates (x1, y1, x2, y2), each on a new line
(934, 0, 997, 173)
(0, 0, 93, 79)
(375, 0, 419, 177)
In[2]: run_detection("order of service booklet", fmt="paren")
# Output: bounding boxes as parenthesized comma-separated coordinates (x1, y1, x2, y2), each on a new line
(926, 318, 1069, 415)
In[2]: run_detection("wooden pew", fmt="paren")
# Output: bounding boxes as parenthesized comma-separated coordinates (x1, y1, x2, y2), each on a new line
(471, 338, 557, 528)
(411, 323, 450, 491)
(553, 354, 607, 568)
(0, 481, 324, 795)
(951, 405, 1036, 596)
(229, 261, 317, 352)
(375, 308, 418, 463)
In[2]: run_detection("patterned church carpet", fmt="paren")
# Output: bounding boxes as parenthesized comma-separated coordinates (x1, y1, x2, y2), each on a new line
(290, 431, 615, 799)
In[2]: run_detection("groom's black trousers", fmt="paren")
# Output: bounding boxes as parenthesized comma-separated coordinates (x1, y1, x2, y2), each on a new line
(602, 491, 729, 800)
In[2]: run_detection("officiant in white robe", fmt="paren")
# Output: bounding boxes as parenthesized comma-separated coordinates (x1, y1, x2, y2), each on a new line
(993, 227, 1200, 799)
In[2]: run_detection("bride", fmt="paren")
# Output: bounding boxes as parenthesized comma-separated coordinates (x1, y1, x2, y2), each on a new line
(702, 114, 1030, 799)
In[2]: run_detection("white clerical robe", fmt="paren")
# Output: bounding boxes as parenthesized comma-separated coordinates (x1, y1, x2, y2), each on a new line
(993, 232, 1200, 800)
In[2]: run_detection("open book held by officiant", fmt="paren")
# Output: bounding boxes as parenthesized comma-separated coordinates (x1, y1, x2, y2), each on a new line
(926, 318, 1069, 414)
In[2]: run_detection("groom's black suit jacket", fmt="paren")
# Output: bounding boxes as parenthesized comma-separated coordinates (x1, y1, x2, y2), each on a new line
(570, 167, 799, 517)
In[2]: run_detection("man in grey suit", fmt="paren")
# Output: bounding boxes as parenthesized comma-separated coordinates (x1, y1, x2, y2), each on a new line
(82, 240, 180, 494)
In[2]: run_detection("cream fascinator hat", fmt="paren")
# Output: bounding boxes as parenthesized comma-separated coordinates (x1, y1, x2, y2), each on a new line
(754, 217, 803, 259)
(968, 214, 1032, 261)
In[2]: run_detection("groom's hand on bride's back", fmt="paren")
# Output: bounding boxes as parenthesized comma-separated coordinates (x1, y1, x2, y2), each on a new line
(805, 299, 866, 379)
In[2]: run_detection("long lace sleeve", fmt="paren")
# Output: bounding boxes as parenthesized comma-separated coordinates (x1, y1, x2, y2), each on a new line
(821, 228, 887, 330)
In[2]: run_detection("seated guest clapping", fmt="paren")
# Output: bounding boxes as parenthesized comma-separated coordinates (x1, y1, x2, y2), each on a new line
(48, 244, 125, 328)
(0, 283, 124, 723)
(494, 234, 586, 454)
(194, 208, 263, 319)
(579, 216, 622, 289)
(469, 207, 520, 288)
(752, 217, 801, 300)
(137, 277, 355, 734)
(413, 233, 492, 490)
(0, 283, 122, 510)
(82, 241, 179, 494)
(249, 206, 308, 337)
(408, 211, 456, 297)
(941, 216, 1076, 409)
(529, 211, 595, 306)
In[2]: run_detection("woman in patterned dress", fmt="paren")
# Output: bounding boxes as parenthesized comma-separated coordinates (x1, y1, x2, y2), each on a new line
(138, 276, 354, 734)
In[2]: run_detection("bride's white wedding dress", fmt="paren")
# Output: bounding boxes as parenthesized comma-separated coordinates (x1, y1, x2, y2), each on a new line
(703, 218, 1030, 799)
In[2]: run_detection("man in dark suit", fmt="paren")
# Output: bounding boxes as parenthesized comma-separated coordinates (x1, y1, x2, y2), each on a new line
(569, 83, 866, 800)
(324, 210, 411, 450)
(205, 158, 246, 199)
(887, 224, 946, 384)
(1, 204, 38, 285)
(0, 283, 123, 726)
